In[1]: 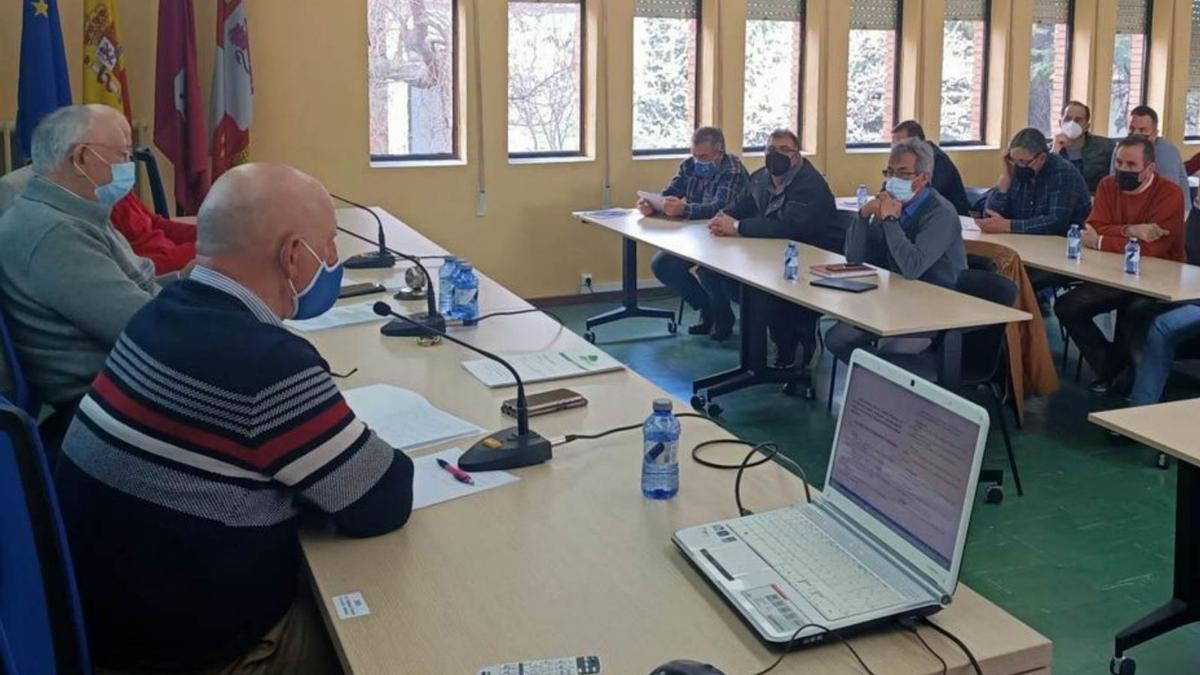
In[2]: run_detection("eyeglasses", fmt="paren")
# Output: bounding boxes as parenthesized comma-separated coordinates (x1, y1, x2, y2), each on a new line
(1008, 152, 1044, 169)
(76, 142, 133, 163)
(882, 168, 919, 180)
(766, 146, 798, 155)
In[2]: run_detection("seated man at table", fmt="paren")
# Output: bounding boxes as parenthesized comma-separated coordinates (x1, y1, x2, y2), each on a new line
(1113, 106, 1191, 217)
(54, 163, 416, 674)
(825, 138, 968, 356)
(700, 128, 837, 364)
(891, 120, 972, 216)
(0, 105, 171, 441)
(1055, 136, 1186, 393)
(977, 127, 1091, 236)
(1052, 100, 1114, 193)
(1128, 303, 1200, 407)
(638, 127, 749, 336)
(110, 191, 198, 274)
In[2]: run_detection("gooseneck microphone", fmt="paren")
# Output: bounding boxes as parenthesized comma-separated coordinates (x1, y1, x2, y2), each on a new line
(332, 193, 396, 269)
(332, 196, 445, 337)
(371, 302, 553, 472)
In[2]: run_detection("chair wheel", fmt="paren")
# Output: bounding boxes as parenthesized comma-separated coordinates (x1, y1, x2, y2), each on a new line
(667, 321, 678, 334)
(803, 386, 815, 401)
(985, 485, 1004, 504)
(706, 402, 723, 417)
(690, 395, 706, 413)
(1111, 655, 1135, 675)
(1156, 453, 1171, 470)
(584, 331, 596, 344)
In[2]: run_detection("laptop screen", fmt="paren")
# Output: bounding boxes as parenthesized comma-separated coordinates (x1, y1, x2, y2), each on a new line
(827, 365, 981, 570)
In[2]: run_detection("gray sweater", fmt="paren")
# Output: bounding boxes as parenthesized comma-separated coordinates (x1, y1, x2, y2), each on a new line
(845, 189, 967, 289)
(0, 176, 166, 405)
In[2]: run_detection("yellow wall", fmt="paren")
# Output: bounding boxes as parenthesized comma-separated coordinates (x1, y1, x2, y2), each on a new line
(2, 0, 1199, 299)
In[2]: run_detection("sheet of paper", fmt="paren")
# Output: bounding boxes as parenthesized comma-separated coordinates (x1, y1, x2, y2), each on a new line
(960, 215, 981, 232)
(580, 208, 635, 219)
(343, 384, 483, 453)
(461, 349, 624, 388)
(636, 190, 667, 212)
(411, 447, 519, 510)
(286, 302, 388, 332)
(835, 196, 861, 212)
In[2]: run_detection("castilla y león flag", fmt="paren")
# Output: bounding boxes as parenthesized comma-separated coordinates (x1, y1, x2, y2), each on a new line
(210, 0, 253, 179)
(82, 0, 132, 120)
(155, 0, 209, 214)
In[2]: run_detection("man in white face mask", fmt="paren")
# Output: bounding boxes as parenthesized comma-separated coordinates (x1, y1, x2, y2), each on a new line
(1051, 100, 1114, 193)
(0, 105, 177, 442)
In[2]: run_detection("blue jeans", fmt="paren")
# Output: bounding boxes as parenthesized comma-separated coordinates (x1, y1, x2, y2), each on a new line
(1130, 304, 1200, 406)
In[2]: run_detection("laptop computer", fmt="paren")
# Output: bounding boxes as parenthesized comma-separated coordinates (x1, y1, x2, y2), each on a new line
(673, 349, 989, 647)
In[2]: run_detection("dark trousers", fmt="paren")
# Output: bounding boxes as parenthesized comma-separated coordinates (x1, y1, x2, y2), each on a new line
(696, 267, 738, 329)
(695, 268, 819, 364)
(1054, 283, 1139, 382)
(651, 252, 710, 314)
(1187, 207, 1200, 265)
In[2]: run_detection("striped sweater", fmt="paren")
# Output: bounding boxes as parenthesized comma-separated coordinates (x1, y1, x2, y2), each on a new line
(54, 267, 414, 671)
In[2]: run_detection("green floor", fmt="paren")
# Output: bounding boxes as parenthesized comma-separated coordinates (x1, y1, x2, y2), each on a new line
(551, 293, 1198, 675)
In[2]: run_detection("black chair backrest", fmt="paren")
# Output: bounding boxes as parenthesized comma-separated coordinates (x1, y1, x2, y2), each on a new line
(966, 253, 998, 274)
(955, 269, 1018, 383)
(1187, 208, 1200, 266)
(133, 147, 170, 218)
(814, 209, 856, 255)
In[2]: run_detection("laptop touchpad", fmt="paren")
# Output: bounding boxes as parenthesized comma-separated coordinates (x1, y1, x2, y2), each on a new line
(705, 544, 772, 578)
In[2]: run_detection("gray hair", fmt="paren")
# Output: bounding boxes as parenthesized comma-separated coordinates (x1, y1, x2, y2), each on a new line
(30, 106, 96, 175)
(1008, 127, 1050, 155)
(889, 138, 934, 176)
(692, 126, 726, 151)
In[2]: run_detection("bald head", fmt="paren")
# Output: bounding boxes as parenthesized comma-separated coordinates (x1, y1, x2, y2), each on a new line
(197, 163, 334, 258)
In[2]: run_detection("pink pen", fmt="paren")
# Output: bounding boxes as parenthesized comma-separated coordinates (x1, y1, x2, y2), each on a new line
(437, 458, 475, 485)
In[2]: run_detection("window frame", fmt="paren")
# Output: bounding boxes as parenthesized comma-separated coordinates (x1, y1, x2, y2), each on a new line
(845, 0, 904, 150)
(631, 0, 703, 157)
(1109, 0, 1153, 137)
(506, 0, 588, 160)
(1025, 0, 1075, 135)
(938, 0, 992, 148)
(368, 0, 461, 164)
(1188, 0, 1200, 140)
(741, 1, 806, 154)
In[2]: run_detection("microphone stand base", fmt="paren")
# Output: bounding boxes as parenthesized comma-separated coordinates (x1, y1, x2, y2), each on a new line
(393, 287, 427, 301)
(344, 251, 398, 269)
(381, 312, 447, 337)
(459, 428, 553, 472)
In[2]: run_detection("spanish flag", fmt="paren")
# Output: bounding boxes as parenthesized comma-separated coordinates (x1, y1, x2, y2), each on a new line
(82, 0, 132, 120)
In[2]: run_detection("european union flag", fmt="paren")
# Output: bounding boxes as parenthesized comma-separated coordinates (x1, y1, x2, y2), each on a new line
(16, 0, 72, 161)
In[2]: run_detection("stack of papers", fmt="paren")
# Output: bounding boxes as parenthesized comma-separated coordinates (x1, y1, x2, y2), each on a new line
(411, 447, 519, 510)
(462, 349, 624, 388)
(960, 216, 981, 232)
(286, 302, 388, 332)
(636, 190, 667, 212)
(343, 384, 483, 453)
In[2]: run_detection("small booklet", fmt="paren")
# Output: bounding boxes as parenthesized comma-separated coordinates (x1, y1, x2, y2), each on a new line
(809, 263, 879, 279)
(462, 349, 624, 388)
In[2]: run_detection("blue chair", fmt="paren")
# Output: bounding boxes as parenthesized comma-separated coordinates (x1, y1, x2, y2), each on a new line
(132, 147, 170, 218)
(0, 401, 91, 675)
(0, 310, 38, 419)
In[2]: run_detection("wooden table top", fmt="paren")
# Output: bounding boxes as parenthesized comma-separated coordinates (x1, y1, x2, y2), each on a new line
(1089, 399, 1200, 465)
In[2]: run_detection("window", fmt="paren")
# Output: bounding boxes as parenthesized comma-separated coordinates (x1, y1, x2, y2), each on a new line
(1187, 1, 1200, 138)
(742, 1, 804, 151)
(1028, 0, 1073, 136)
(367, 0, 457, 161)
(1110, 0, 1151, 136)
(507, 0, 584, 157)
(632, 0, 700, 154)
(940, 0, 989, 144)
(846, 0, 902, 147)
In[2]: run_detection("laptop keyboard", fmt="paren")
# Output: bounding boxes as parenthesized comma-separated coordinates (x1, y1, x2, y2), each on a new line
(728, 509, 905, 621)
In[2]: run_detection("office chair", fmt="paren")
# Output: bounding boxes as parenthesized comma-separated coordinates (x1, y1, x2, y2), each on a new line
(0, 309, 37, 419)
(0, 401, 91, 675)
(133, 146, 170, 218)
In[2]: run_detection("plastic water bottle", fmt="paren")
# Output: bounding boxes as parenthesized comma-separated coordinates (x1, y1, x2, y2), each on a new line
(1124, 238, 1141, 276)
(856, 184, 870, 210)
(1066, 224, 1082, 261)
(641, 398, 680, 500)
(452, 261, 479, 324)
(784, 241, 799, 281)
(437, 256, 459, 314)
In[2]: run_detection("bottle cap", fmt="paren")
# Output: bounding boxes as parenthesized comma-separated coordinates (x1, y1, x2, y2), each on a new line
(653, 398, 673, 412)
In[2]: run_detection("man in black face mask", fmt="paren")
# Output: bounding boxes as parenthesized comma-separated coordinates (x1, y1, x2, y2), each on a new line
(699, 129, 837, 367)
(976, 127, 1091, 237)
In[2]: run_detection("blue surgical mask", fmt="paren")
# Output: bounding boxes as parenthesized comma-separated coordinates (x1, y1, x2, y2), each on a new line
(693, 159, 716, 178)
(289, 240, 344, 320)
(81, 147, 137, 206)
(884, 176, 914, 202)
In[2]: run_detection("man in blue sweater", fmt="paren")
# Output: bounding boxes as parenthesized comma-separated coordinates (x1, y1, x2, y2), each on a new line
(55, 164, 415, 674)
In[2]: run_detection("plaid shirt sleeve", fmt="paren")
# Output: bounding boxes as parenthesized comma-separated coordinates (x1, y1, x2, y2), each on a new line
(1010, 162, 1088, 235)
(683, 160, 749, 220)
(662, 160, 690, 198)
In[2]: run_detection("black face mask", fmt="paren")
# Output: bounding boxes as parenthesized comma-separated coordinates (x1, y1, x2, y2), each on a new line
(1013, 164, 1037, 183)
(765, 151, 793, 177)
(1116, 169, 1143, 192)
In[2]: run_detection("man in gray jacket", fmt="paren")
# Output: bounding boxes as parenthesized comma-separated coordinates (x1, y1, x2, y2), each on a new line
(0, 105, 173, 437)
(826, 138, 968, 357)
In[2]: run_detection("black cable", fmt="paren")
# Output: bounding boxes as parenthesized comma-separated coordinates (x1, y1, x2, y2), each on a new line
(920, 617, 983, 675)
(899, 619, 947, 675)
(472, 307, 566, 327)
(749, 623, 877, 675)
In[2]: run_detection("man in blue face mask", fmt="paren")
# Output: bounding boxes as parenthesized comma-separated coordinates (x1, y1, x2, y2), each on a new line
(0, 104, 175, 445)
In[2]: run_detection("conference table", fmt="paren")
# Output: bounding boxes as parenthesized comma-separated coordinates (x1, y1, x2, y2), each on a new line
(294, 206, 1052, 674)
(575, 209, 1030, 412)
(1089, 400, 1200, 673)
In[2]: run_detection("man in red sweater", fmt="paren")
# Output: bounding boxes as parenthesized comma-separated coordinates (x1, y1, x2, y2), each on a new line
(1055, 135, 1186, 393)
(110, 193, 197, 274)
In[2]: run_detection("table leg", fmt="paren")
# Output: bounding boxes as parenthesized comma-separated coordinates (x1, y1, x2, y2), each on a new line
(939, 330, 963, 390)
(1113, 461, 1200, 662)
(584, 237, 677, 341)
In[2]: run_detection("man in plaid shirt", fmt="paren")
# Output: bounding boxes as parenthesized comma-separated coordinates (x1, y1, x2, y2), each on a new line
(637, 127, 749, 338)
(977, 127, 1091, 237)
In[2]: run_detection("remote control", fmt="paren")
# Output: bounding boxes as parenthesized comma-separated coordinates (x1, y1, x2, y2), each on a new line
(478, 655, 601, 675)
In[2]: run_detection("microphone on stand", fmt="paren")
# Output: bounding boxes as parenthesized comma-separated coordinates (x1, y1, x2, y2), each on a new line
(332, 196, 445, 337)
(331, 193, 397, 269)
(371, 302, 553, 472)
